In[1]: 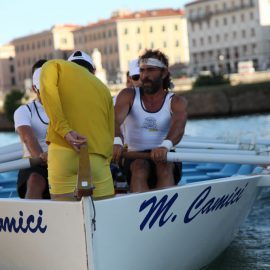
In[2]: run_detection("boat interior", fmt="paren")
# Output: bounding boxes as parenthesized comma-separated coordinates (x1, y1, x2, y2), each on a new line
(0, 162, 264, 199)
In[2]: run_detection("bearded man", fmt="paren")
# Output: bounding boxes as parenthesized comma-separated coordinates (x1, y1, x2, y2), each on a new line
(113, 49, 187, 192)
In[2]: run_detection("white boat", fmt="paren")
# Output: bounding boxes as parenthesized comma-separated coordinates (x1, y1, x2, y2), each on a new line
(0, 140, 270, 270)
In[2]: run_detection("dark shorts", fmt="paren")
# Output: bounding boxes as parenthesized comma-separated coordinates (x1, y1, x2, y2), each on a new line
(17, 165, 50, 199)
(123, 150, 182, 189)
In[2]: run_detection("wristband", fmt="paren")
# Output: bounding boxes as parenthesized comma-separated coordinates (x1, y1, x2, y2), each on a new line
(159, 139, 173, 151)
(114, 137, 123, 146)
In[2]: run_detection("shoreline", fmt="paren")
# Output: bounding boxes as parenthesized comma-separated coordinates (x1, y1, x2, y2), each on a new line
(1, 81, 270, 131)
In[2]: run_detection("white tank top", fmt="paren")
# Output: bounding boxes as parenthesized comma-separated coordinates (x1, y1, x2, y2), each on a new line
(124, 88, 174, 151)
(14, 100, 49, 157)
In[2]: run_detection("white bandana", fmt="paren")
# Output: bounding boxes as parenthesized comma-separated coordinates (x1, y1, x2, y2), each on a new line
(139, 58, 167, 68)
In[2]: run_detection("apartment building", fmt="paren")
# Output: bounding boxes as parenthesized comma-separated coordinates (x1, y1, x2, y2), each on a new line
(73, 9, 189, 83)
(185, 0, 270, 74)
(12, 24, 79, 89)
(0, 44, 16, 95)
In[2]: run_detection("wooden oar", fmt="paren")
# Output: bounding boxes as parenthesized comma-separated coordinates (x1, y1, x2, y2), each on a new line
(74, 144, 94, 200)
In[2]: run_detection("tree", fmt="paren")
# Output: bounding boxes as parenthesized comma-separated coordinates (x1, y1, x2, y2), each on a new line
(4, 90, 24, 122)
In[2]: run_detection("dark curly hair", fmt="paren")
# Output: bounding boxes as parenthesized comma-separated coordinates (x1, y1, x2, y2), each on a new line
(139, 49, 173, 91)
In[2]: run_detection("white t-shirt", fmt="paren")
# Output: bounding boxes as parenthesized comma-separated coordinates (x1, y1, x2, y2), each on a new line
(14, 100, 49, 157)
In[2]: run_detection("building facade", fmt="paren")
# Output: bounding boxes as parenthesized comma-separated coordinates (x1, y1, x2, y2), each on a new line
(12, 24, 79, 89)
(0, 44, 16, 94)
(185, 0, 270, 75)
(73, 9, 189, 83)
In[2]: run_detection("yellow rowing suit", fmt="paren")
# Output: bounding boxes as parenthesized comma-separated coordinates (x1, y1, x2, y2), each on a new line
(40, 59, 114, 198)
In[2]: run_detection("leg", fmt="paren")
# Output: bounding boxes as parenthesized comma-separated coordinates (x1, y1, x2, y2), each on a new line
(155, 162, 175, 189)
(130, 159, 150, 193)
(25, 172, 47, 199)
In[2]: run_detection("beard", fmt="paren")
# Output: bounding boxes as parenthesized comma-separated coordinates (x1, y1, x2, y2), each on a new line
(141, 77, 163, 95)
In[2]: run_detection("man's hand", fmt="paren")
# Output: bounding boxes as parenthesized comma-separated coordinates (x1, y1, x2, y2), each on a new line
(150, 147, 168, 163)
(39, 152, 48, 165)
(112, 144, 124, 164)
(64, 131, 87, 152)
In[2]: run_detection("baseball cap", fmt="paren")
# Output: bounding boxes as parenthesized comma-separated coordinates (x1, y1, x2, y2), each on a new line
(32, 67, 41, 91)
(128, 59, 140, 76)
(68, 50, 96, 70)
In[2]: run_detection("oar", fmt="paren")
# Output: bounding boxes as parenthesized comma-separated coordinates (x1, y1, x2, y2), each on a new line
(122, 151, 270, 165)
(0, 151, 23, 163)
(176, 141, 239, 150)
(0, 142, 21, 154)
(0, 157, 42, 173)
(74, 144, 94, 200)
(175, 148, 258, 156)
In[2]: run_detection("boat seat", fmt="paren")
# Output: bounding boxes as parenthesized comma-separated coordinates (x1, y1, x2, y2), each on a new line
(0, 187, 18, 198)
(196, 163, 224, 172)
(252, 166, 264, 174)
(180, 174, 211, 185)
(207, 164, 241, 178)
(0, 178, 17, 188)
(235, 164, 255, 175)
(182, 168, 206, 176)
(182, 162, 200, 169)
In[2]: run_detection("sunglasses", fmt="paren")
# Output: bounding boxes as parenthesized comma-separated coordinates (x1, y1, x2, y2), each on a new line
(131, 75, 140, 81)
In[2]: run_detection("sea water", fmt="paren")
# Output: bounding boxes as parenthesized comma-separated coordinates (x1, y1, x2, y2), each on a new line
(1, 113, 270, 269)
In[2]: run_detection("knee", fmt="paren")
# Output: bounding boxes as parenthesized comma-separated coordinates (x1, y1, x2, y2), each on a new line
(27, 173, 46, 191)
(156, 163, 174, 177)
(130, 160, 150, 175)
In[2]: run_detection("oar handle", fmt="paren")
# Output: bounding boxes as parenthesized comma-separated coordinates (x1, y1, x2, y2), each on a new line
(29, 157, 43, 167)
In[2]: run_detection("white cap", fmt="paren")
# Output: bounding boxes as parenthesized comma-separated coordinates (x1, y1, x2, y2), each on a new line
(68, 50, 95, 69)
(32, 68, 41, 90)
(128, 59, 140, 76)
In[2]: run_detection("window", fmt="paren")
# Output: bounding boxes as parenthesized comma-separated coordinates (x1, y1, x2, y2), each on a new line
(162, 25, 166, 32)
(10, 65, 14, 73)
(149, 26, 153, 33)
(200, 37, 204, 46)
(242, 30, 246, 38)
(137, 27, 141, 34)
(175, 40, 179, 47)
(11, 77, 16, 86)
(163, 41, 167, 48)
(251, 28, 255, 37)
(124, 28, 128, 35)
(125, 44, 129, 51)
(174, 24, 178, 31)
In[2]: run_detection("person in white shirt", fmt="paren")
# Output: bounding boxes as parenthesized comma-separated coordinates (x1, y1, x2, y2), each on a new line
(13, 59, 50, 199)
(113, 49, 187, 193)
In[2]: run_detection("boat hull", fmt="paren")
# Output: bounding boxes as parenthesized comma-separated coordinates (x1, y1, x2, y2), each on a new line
(0, 175, 262, 270)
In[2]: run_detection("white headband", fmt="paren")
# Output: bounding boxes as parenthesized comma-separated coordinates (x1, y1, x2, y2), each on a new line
(139, 58, 167, 68)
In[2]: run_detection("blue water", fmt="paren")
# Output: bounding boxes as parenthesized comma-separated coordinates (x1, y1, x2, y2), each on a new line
(1, 113, 270, 269)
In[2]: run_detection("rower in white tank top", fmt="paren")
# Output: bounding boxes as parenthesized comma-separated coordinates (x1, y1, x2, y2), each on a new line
(14, 100, 48, 158)
(124, 87, 174, 151)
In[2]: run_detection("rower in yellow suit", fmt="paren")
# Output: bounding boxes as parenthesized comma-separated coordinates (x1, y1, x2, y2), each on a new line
(40, 52, 115, 201)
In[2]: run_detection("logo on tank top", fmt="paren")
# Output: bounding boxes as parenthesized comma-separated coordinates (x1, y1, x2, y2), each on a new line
(142, 117, 158, 132)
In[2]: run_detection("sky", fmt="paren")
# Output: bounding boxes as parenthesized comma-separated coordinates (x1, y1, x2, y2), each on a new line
(0, 0, 190, 45)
